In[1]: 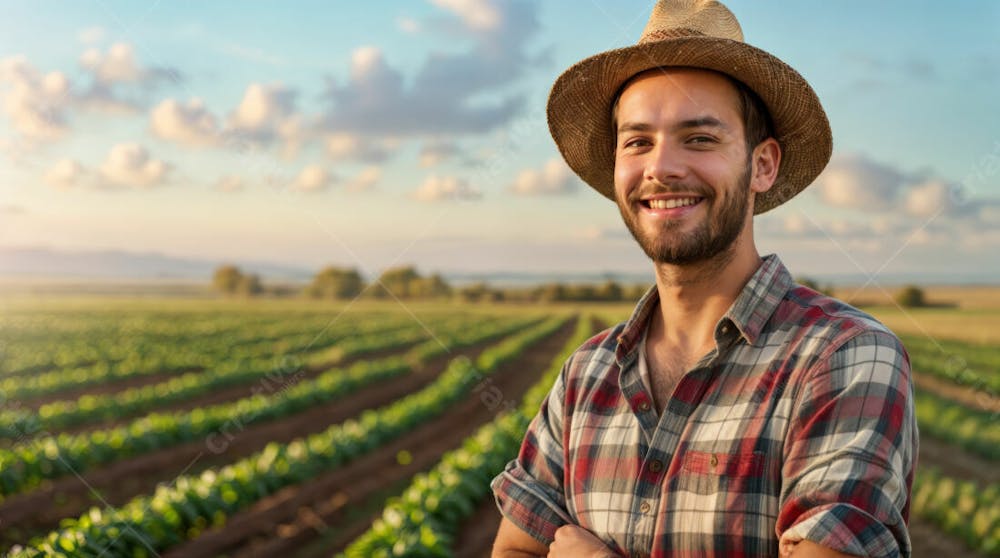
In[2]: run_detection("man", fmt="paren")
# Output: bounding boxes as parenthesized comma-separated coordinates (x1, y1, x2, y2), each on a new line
(490, 1, 918, 557)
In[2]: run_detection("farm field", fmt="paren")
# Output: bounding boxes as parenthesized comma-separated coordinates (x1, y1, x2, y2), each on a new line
(0, 291, 997, 557)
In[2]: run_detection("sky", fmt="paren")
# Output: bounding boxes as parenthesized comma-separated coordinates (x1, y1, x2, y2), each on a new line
(1, 0, 998, 283)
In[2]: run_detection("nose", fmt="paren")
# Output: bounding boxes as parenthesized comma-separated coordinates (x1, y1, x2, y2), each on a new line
(644, 141, 687, 185)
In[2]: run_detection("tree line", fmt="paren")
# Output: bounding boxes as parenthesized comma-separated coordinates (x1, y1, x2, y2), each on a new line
(211, 264, 647, 302)
(213, 265, 930, 308)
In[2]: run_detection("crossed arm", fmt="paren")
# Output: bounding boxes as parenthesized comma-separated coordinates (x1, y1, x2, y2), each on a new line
(491, 519, 860, 558)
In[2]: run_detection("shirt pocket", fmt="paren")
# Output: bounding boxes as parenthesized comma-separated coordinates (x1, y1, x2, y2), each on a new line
(681, 450, 766, 478)
(671, 449, 780, 547)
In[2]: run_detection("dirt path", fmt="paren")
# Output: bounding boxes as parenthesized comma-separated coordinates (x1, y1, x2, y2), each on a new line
(909, 514, 989, 558)
(162, 317, 579, 558)
(52, 341, 421, 438)
(916, 433, 998, 485)
(912, 370, 999, 414)
(17, 366, 204, 410)
(0, 333, 508, 550)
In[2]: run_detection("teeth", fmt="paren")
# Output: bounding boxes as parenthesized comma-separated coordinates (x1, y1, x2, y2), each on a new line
(648, 197, 700, 209)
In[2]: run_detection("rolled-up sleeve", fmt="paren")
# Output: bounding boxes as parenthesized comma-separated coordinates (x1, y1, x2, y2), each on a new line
(491, 359, 572, 544)
(778, 330, 918, 557)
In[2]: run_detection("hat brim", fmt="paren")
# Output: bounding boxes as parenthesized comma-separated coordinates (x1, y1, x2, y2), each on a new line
(547, 35, 832, 214)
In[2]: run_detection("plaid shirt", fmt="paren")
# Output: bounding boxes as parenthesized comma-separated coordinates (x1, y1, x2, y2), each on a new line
(492, 254, 918, 557)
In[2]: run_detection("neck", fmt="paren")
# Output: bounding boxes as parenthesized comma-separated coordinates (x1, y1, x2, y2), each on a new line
(649, 232, 762, 350)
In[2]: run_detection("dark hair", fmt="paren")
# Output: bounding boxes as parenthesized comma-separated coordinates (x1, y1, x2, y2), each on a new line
(730, 74, 774, 153)
(611, 67, 775, 154)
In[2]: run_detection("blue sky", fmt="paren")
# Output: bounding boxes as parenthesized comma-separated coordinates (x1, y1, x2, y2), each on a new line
(1, 0, 998, 281)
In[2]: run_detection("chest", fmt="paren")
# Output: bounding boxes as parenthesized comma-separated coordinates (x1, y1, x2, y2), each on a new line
(564, 356, 796, 556)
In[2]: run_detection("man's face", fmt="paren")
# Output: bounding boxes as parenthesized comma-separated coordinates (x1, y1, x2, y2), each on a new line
(613, 68, 753, 266)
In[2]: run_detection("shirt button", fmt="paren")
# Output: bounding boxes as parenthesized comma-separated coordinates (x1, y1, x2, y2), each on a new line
(639, 501, 651, 514)
(709, 454, 719, 468)
(721, 325, 729, 334)
(638, 401, 651, 412)
(648, 459, 663, 473)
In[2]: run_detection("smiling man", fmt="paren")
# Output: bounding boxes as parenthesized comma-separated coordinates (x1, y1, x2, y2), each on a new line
(490, 1, 917, 557)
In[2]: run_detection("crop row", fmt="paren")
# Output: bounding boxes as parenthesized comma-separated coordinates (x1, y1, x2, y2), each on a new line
(0, 311, 324, 377)
(6, 315, 570, 556)
(0, 314, 548, 500)
(342, 315, 594, 556)
(914, 389, 999, 461)
(911, 467, 999, 554)
(0, 313, 513, 437)
(0, 314, 428, 401)
(901, 333, 1000, 393)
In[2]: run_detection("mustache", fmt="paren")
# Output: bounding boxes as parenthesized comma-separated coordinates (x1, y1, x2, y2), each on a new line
(627, 183, 713, 203)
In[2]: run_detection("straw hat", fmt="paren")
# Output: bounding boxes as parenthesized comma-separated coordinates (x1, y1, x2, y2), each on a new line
(547, 0, 832, 214)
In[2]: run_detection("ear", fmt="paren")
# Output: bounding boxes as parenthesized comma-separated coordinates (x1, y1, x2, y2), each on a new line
(749, 138, 781, 194)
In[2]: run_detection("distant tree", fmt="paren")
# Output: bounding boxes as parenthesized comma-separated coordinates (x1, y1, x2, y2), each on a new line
(306, 266, 364, 299)
(597, 280, 624, 301)
(896, 285, 927, 308)
(415, 273, 452, 298)
(536, 283, 568, 303)
(372, 265, 422, 298)
(212, 265, 244, 296)
(459, 282, 501, 303)
(236, 273, 263, 297)
(625, 284, 651, 300)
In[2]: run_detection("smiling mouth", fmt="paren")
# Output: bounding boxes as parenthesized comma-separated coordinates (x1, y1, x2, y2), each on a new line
(640, 196, 704, 209)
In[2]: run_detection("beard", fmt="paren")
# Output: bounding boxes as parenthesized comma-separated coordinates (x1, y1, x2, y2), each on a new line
(617, 163, 751, 266)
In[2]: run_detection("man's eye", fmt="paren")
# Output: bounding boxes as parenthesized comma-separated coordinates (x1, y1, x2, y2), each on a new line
(688, 136, 716, 144)
(623, 138, 650, 148)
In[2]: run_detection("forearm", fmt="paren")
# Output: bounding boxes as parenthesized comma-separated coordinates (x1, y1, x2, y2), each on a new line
(781, 538, 861, 557)
(492, 518, 549, 557)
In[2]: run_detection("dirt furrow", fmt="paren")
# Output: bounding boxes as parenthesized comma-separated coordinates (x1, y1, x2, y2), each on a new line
(163, 317, 579, 558)
(912, 370, 999, 414)
(0, 333, 505, 549)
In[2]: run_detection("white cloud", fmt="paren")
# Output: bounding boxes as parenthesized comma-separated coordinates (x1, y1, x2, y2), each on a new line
(0, 56, 72, 141)
(45, 159, 88, 189)
(98, 143, 170, 188)
(226, 82, 302, 148)
(509, 158, 578, 196)
(814, 153, 905, 210)
(411, 175, 481, 202)
(150, 98, 219, 146)
(346, 166, 381, 192)
(325, 132, 397, 162)
(79, 43, 178, 86)
(431, 0, 501, 30)
(78, 26, 106, 45)
(319, 1, 540, 137)
(904, 179, 959, 218)
(293, 164, 334, 192)
(350, 46, 384, 81)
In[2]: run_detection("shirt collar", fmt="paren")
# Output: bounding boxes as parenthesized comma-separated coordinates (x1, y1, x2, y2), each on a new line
(614, 254, 793, 365)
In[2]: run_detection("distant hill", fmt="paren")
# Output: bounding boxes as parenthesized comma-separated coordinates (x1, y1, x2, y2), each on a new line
(0, 247, 311, 281)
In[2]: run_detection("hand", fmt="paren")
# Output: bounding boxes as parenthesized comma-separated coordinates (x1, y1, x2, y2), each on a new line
(548, 524, 617, 558)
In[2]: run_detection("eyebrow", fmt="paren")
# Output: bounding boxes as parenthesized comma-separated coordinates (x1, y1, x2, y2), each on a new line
(616, 116, 730, 135)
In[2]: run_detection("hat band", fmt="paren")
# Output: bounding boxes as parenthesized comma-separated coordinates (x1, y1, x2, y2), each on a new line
(639, 27, 706, 44)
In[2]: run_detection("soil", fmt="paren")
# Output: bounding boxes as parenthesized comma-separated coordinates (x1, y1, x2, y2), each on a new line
(912, 370, 1000, 414)
(52, 341, 421, 438)
(160, 317, 579, 558)
(0, 330, 514, 550)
